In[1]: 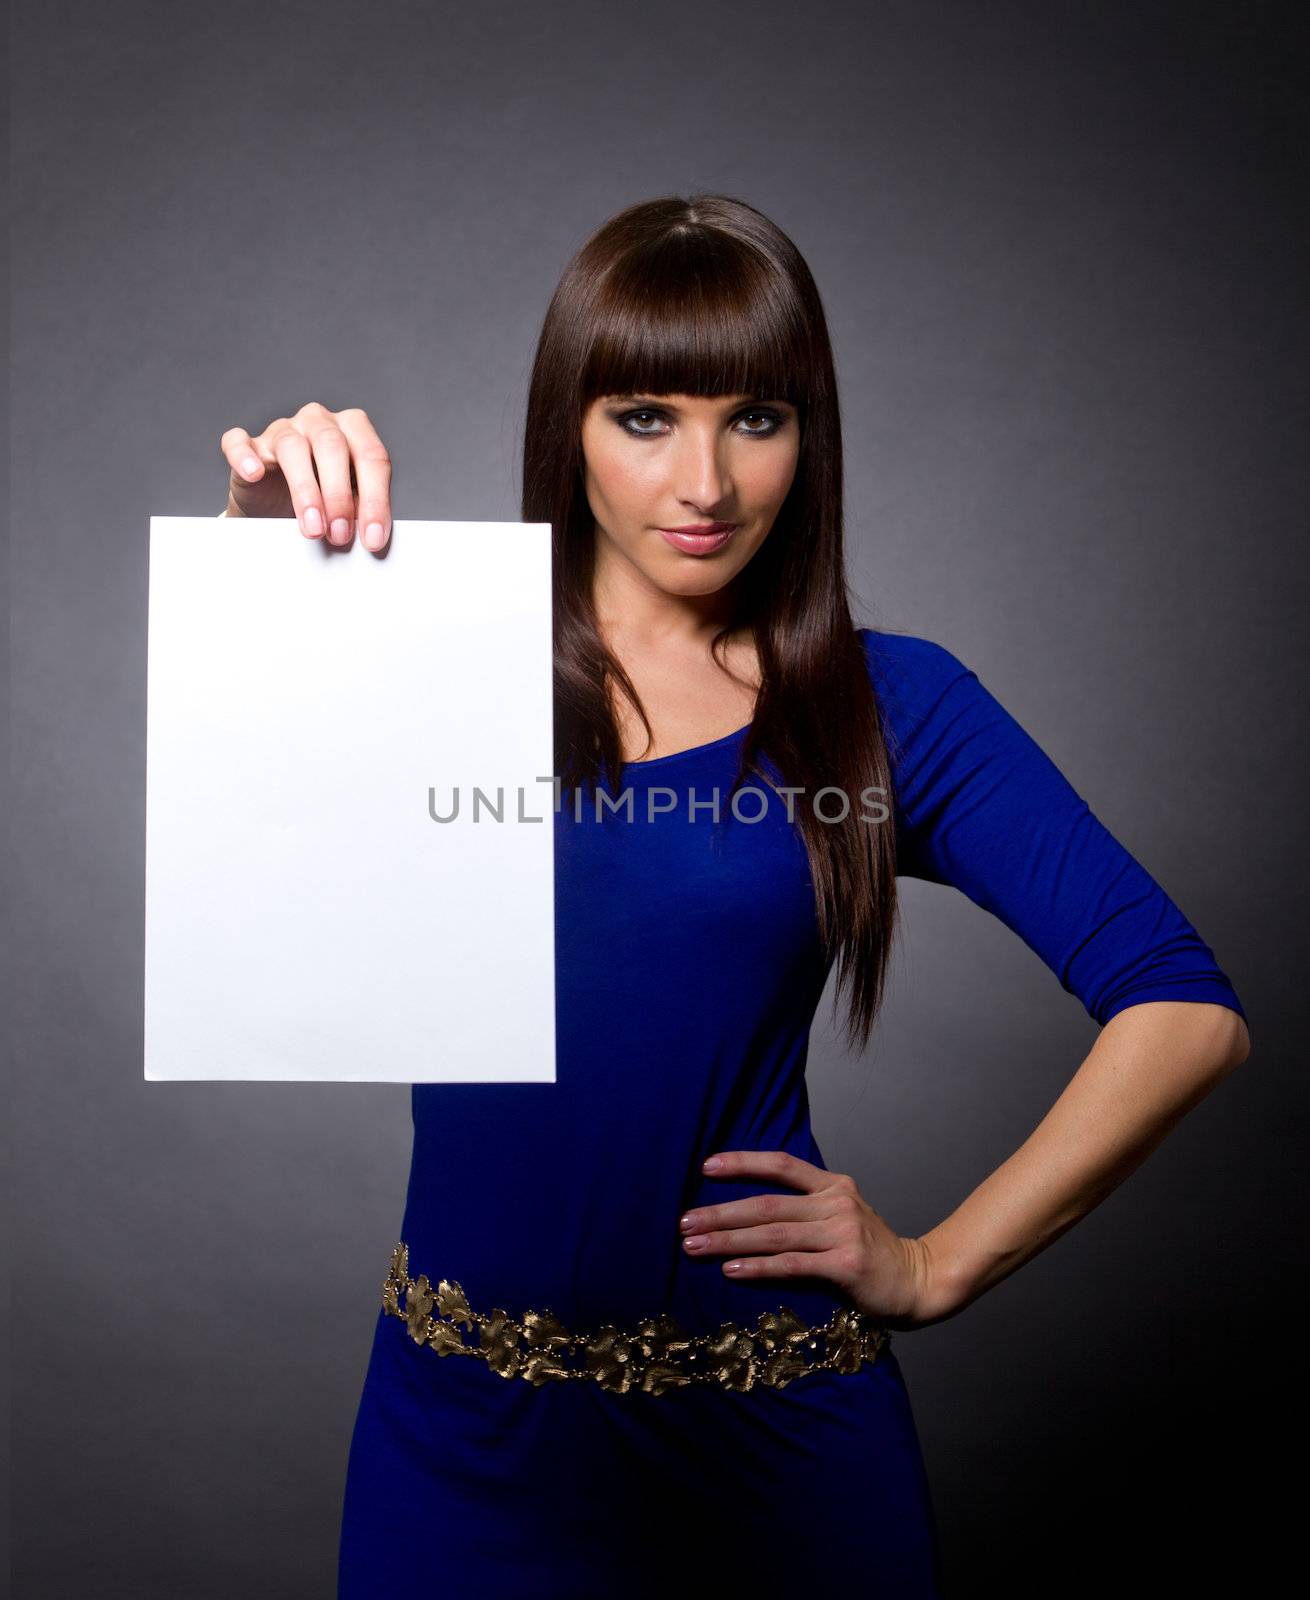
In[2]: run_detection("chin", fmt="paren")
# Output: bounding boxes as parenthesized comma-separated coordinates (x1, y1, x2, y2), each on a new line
(652, 563, 740, 597)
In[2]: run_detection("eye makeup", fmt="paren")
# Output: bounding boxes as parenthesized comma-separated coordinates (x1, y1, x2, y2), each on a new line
(604, 400, 791, 439)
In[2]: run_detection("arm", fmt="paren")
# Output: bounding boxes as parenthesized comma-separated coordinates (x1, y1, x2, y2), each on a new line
(863, 631, 1252, 1320)
(914, 998, 1249, 1319)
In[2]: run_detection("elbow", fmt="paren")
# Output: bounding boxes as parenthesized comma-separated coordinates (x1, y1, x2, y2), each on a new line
(1102, 1000, 1252, 1075)
(1190, 1004, 1251, 1075)
(1220, 1011, 1252, 1071)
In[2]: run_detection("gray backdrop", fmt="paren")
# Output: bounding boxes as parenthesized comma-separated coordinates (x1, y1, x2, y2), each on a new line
(11, 1, 1306, 1594)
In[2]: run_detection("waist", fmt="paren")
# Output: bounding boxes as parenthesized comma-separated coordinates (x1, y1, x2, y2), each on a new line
(381, 1241, 892, 1398)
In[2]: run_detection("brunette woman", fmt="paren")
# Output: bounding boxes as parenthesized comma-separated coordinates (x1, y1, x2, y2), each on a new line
(217, 193, 1249, 1597)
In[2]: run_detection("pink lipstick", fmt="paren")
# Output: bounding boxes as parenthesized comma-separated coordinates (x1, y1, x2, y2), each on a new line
(658, 522, 738, 555)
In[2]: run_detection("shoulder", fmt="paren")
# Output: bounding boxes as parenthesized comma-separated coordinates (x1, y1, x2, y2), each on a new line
(855, 625, 968, 685)
(854, 626, 978, 751)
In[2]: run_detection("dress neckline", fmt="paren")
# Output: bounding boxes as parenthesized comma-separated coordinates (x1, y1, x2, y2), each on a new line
(620, 721, 752, 770)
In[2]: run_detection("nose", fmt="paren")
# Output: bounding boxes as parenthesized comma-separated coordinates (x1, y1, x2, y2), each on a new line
(674, 424, 731, 514)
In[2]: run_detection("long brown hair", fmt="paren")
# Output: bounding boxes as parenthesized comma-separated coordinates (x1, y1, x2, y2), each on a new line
(521, 193, 897, 1053)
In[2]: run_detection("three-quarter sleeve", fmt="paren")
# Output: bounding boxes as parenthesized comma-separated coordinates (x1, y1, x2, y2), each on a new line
(863, 629, 1248, 1032)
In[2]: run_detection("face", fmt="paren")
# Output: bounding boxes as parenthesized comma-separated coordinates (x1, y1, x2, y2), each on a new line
(579, 391, 800, 604)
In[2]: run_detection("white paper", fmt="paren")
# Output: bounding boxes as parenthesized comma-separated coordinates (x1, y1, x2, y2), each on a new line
(145, 517, 556, 1082)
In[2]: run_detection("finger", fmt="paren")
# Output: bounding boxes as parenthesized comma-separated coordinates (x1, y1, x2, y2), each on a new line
(299, 408, 357, 546)
(336, 408, 393, 552)
(701, 1149, 834, 1194)
(682, 1218, 834, 1258)
(721, 1248, 834, 1278)
(219, 426, 270, 483)
(680, 1190, 808, 1235)
(267, 424, 326, 539)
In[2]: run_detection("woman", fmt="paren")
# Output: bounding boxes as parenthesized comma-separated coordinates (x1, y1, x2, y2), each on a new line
(216, 194, 1250, 1596)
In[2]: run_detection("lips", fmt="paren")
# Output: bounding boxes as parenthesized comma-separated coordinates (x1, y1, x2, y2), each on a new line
(658, 523, 738, 555)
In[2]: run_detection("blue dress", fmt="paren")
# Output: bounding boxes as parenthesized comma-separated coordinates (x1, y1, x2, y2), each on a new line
(337, 629, 1247, 1596)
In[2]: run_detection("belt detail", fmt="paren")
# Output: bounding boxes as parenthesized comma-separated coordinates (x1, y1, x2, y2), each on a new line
(381, 1241, 892, 1397)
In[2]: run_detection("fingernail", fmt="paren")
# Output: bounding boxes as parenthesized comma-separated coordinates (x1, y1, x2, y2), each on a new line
(330, 517, 350, 542)
(364, 522, 385, 550)
(242, 456, 261, 476)
(683, 1235, 707, 1250)
(303, 507, 323, 537)
(703, 1157, 721, 1172)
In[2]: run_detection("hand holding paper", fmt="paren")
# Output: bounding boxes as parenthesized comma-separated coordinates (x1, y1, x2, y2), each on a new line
(218, 400, 394, 550)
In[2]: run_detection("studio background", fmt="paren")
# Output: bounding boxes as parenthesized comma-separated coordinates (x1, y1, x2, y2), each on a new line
(10, 2, 1306, 1595)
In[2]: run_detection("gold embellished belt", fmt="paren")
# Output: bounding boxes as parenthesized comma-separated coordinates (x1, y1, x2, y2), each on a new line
(382, 1242, 892, 1398)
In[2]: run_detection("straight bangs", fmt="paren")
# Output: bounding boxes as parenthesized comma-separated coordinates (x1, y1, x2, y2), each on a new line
(578, 233, 810, 409)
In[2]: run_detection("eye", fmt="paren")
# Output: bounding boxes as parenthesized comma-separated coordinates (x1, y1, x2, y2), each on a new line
(735, 408, 786, 436)
(616, 408, 670, 437)
(612, 405, 788, 439)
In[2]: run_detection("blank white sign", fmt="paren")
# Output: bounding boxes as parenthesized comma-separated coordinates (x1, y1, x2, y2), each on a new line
(145, 517, 556, 1083)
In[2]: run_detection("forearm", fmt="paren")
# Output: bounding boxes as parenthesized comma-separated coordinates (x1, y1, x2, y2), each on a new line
(917, 1001, 1251, 1318)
